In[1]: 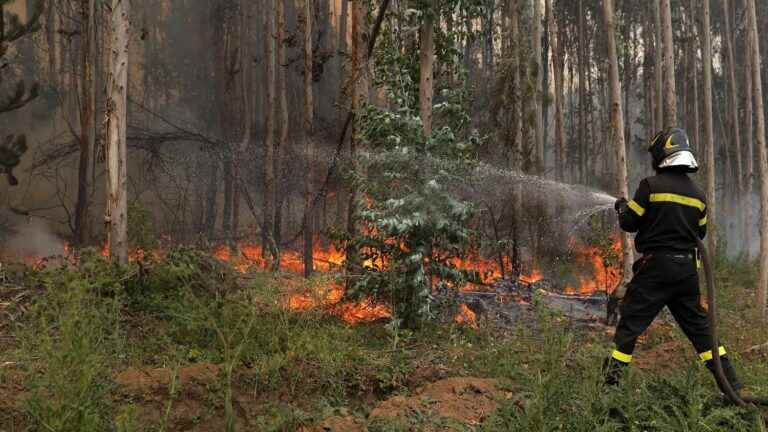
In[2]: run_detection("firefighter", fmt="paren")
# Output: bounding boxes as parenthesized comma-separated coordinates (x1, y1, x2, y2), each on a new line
(604, 127, 742, 395)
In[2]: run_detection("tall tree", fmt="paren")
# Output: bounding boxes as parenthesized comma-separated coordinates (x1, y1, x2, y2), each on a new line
(723, 0, 746, 254)
(74, 0, 97, 244)
(336, 0, 349, 228)
(532, 0, 543, 171)
(700, 0, 716, 254)
(263, 0, 277, 261)
(745, 0, 768, 319)
(346, 0, 368, 277)
(274, 0, 289, 254)
(549, 0, 565, 180)
(542, 0, 551, 162)
(232, 0, 252, 250)
(303, 0, 315, 278)
(419, 4, 434, 137)
(577, 0, 586, 183)
(660, 0, 676, 128)
(745, 32, 755, 260)
(105, 0, 130, 264)
(603, 0, 633, 288)
(653, 0, 664, 131)
(510, 0, 522, 275)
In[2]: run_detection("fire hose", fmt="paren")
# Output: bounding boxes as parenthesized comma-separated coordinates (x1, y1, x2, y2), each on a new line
(696, 238, 768, 408)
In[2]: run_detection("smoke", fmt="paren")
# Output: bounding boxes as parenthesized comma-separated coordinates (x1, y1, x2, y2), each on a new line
(0, 211, 66, 258)
(722, 190, 760, 259)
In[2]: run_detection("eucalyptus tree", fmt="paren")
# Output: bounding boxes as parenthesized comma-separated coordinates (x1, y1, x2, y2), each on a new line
(105, 0, 130, 264)
(745, 0, 768, 319)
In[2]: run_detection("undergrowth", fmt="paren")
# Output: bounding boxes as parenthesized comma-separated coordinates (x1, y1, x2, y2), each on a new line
(1, 252, 766, 431)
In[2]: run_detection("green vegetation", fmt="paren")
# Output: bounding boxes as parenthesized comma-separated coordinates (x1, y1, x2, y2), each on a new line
(0, 252, 766, 431)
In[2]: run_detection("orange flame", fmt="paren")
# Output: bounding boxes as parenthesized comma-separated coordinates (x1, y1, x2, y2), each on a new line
(520, 268, 543, 284)
(454, 303, 478, 329)
(286, 282, 391, 324)
(563, 237, 623, 295)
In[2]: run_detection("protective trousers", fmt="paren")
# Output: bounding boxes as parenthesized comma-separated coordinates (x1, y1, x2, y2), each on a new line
(604, 252, 742, 392)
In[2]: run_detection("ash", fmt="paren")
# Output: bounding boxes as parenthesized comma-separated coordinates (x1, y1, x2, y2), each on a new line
(443, 277, 613, 330)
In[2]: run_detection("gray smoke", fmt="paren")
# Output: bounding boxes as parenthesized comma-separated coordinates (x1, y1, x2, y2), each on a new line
(0, 211, 66, 259)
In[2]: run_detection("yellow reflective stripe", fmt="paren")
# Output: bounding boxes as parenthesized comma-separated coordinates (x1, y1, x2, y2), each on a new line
(612, 350, 633, 363)
(699, 346, 726, 362)
(628, 200, 646, 216)
(699, 216, 707, 226)
(650, 193, 706, 212)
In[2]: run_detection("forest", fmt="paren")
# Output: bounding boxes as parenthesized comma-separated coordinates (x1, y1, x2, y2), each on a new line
(2, 0, 768, 430)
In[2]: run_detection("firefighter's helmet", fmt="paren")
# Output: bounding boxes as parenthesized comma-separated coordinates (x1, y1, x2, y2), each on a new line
(648, 128, 699, 173)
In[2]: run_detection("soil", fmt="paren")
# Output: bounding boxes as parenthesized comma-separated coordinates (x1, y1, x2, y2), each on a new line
(306, 377, 514, 432)
(369, 377, 512, 425)
(115, 362, 221, 395)
(309, 415, 368, 432)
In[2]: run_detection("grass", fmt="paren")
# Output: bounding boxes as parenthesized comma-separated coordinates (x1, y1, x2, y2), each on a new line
(0, 249, 766, 431)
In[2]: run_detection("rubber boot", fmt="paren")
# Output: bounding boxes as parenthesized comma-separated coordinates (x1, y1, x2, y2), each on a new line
(603, 357, 629, 386)
(705, 356, 743, 395)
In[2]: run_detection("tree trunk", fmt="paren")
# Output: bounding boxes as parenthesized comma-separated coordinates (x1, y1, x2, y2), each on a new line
(347, 0, 368, 279)
(303, 0, 315, 278)
(263, 0, 277, 259)
(660, 0, 677, 128)
(700, 0, 716, 255)
(419, 10, 434, 137)
(274, 0, 289, 257)
(745, 32, 755, 261)
(577, 0, 586, 183)
(105, 0, 130, 265)
(204, 159, 218, 239)
(222, 151, 233, 240)
(233, 0, 252, 250)
(549, 0, 565, 181)
(218, 10, 234, 244)
(533, 0, 543, 172)
(510, 0, 522, 276)
(723, 0, 746, 255)
(542, 0, 550, 167)
(336, 0, 349, 228)
(603, 0, 634, 290)
(74, 0, 97, 245)
(746, 0, 768, 319)
(653, 0, 664, 132)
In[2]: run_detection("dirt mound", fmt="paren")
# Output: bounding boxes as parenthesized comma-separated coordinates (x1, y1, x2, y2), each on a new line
(115, 362, 220, 395)
(304, 416, 367, 432)
(370, 377, 509, 426)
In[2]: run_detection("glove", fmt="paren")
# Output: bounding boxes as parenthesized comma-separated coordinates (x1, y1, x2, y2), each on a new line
(614, 198, 628, 212)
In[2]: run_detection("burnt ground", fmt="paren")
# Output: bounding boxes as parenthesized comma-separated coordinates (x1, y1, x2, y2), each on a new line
(1, 262, 767, 431)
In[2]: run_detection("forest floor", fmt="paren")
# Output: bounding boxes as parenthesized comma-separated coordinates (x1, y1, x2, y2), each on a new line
(1, 249, 768, 431)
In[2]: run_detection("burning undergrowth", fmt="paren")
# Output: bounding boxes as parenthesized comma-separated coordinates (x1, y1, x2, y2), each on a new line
(0, 218, 622, 329)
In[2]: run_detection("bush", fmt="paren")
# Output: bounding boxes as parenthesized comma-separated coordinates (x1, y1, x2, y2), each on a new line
(20, 254, 124, 432)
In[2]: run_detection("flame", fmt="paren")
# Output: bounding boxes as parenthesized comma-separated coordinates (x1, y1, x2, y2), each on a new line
(520, 268, 543, 284)
(454, 303, 478, 329)
(450, 253, 503, 285)
(563, 237, 623, 295)
(334, 298, 392, 324)
(212, 242, 346, 274)
(286, 282, 391, 323)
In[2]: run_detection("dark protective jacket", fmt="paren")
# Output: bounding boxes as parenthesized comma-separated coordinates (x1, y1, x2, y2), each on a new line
(617, 170, 707, 254)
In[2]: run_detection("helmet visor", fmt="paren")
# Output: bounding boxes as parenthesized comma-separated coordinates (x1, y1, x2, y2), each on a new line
(658, 150, 698, 170)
